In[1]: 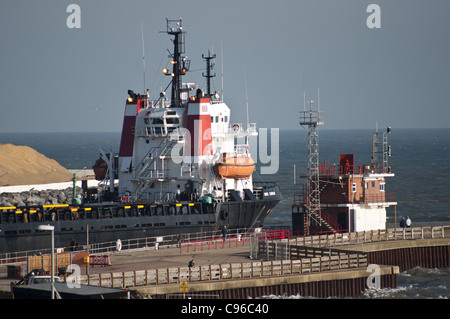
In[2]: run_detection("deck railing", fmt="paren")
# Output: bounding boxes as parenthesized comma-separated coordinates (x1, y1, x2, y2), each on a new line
(364, 192, 397, 203)
(319, 163, 391, 177)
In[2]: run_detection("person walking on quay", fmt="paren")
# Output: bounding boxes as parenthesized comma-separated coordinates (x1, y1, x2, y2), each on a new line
(222, 225, 228, 242)
(178, 233, 184, 248)
(400, 216, 406, 228)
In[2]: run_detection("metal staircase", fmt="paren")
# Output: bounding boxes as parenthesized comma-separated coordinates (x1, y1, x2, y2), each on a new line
(136, 137, 179, 180)
(159, 140, 178, 158)
(137, 148, 157, 180)
(133, 138, 181, 199)
(305, 205, 341, 233)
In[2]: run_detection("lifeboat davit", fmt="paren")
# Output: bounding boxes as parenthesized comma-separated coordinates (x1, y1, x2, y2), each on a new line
(213, 153, 255, 179)
(92, 157, 108, 181)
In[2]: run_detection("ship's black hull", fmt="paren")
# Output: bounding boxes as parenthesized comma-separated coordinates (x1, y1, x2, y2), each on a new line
(0, 184, 281, 253)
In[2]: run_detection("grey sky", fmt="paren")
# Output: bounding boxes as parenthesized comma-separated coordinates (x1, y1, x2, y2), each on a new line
(1, 0, 449, 132)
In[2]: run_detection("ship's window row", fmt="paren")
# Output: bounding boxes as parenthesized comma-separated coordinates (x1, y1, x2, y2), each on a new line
(145, 126, 178, 136)
(144, 117, 180, 125)
(211, 116, 228, 123)
(0, 203, 215, 225)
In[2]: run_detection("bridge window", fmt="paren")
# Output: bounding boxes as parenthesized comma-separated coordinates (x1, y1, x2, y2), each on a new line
(166, 117, 179, 124)
(151, 118, 164, 125)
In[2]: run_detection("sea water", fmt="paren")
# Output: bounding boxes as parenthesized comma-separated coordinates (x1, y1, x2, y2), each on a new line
(1, 128, 449, 298)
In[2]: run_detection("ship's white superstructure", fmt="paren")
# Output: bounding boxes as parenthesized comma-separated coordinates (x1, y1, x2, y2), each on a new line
(113, 18, 258, 204)
(117, 91, 257, 204)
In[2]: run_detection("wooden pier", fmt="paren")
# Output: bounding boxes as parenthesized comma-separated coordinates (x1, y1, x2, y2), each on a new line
(2, 226, 448, 299)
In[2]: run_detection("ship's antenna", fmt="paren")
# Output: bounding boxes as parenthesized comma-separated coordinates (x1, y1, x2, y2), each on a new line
(141, 22, 146, 94)
(293, 164, 296, 205)
(303, 73, 306, 112)
(318, 88, 320, 114)
(221, 39, 224, 101)
(244, 67, 249, 145)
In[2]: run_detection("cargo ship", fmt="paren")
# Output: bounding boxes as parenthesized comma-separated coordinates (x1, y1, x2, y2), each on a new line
(0, 18, 281, 253)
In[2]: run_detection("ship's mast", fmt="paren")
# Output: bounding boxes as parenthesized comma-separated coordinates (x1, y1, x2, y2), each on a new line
(202, 50, 216, 97)
(163, 18, 190, 108)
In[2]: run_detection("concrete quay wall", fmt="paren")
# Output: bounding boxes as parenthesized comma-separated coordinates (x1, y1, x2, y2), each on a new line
(134, 265, 399, 299)
(327, 238, 450, 272)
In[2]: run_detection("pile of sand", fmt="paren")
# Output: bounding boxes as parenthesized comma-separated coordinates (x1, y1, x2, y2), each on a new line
(0, 144, 73, 186)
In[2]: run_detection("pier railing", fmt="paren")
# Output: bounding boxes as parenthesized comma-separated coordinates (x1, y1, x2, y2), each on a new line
(290, 225, 450, 248)
(178, 229, 290, 254)
(77, 253, 367, 289)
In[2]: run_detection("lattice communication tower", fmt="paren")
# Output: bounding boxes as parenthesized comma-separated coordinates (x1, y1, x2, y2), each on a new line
(299, 98, 324, 226)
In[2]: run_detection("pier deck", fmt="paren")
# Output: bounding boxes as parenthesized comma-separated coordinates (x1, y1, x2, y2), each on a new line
(87, 242, 253, 275)
(1, 226, 449, 298)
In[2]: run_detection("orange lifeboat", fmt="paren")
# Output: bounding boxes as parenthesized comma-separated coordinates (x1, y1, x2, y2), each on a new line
(213, 153, 255, 179)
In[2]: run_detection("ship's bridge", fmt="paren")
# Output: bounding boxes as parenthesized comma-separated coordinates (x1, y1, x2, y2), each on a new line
(136, 107, 185, 138)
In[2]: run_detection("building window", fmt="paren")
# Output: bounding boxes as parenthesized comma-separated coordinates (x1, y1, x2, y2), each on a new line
(380, 183, 385, 192)
(352, 183, 357, 193)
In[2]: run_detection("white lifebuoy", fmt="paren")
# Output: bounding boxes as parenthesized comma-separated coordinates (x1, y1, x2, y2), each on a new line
(232, 124, 240, 132)
(116, 239, 122, 252)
